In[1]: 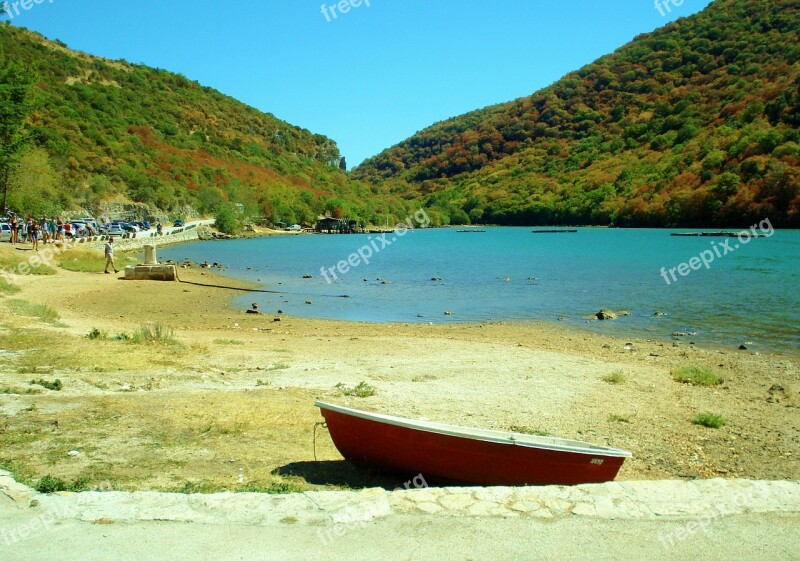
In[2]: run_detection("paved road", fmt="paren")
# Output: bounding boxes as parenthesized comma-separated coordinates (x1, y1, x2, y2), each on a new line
(1, 507, 797, 561)
(1, 474, 798, 561)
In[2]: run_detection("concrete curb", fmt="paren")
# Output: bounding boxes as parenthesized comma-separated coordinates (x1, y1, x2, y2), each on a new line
(2, 472, 798, 526)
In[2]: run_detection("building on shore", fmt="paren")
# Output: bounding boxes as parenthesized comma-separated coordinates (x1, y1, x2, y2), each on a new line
(315, 217, 362, 234)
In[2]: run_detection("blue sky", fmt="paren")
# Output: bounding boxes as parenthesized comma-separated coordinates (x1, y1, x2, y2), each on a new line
(7, 0, 713, 167)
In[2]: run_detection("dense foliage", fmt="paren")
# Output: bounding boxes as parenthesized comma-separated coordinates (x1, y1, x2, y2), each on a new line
(213, 203, 241, 235)
(0, 25, 409, 224)
(354, 0, 800, 227)
(0, 52, 36, 212)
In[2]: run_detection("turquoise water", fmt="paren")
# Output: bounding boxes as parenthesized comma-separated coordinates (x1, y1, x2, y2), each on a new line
(160, 228, 800, 353)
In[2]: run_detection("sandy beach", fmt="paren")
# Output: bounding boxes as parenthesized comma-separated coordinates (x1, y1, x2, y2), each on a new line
(0, 242, 798, 493)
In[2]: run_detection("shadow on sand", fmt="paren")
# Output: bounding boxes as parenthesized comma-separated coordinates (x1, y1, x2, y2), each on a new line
(274, 460, 433, 490)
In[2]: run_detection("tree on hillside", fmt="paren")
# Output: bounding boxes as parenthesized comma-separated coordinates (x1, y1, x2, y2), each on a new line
(8, 147, 60, 216)
(0, 54, 37, 213)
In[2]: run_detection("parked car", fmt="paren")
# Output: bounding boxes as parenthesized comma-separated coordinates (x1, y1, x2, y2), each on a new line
(173, 219, 185, 228)
(70, 222, 88, 237)
(0, 223, 10, 241)
(105, 224, 126, 237)
(123, 224, 140, 233)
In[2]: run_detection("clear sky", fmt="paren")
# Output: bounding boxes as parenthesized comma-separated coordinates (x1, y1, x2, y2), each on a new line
(7, 0, 714, 167)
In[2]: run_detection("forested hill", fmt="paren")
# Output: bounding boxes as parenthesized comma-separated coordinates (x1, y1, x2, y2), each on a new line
(353, 0, 800, 227)
(0, 24, 402, 225)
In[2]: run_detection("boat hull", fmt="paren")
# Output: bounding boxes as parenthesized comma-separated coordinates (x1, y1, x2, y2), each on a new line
(318, 404, 629, 486)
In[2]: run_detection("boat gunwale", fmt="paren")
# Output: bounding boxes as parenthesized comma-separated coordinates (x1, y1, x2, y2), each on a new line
(316, 401, 633, 458)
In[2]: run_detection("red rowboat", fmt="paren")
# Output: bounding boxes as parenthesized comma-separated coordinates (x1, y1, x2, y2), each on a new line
(316, 402, 632, 486)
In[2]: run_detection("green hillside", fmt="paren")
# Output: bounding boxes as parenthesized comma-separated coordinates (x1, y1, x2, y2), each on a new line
(0, 24, 405, 224)
(354, 0, 800, 227)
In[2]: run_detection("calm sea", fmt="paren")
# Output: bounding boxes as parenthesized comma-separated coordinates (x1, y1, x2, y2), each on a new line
(160, 228, 800, 353)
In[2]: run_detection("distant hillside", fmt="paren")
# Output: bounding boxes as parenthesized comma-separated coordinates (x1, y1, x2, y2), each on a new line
(354, 0, 800, 227)
(0, 24, 404, 224)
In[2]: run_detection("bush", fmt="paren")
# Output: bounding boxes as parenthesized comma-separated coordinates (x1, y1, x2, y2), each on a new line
(602, 371, 626, 384)
(672, 366, 723, 387)
(336, 381, 376, 398)
(128, 323, 178, 345)
(692, 412, 726, 429)
(214, 203, 241, 235)
(35, 475, 90, 493)
(30, 378, 62, 391)
(86, 328, 108, 340)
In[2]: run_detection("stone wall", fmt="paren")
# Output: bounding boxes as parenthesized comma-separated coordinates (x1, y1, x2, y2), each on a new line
(82, 224, 201, 254)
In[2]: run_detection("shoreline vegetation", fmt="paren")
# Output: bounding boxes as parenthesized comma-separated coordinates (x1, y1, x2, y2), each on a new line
(0, 239, 798, 495)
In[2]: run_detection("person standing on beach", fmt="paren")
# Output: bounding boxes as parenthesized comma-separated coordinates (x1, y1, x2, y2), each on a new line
(104, 238, 118, 274)
(40, 216, 49, 244)
(30, 219, 40, 251)
(9, 215, 18, 244)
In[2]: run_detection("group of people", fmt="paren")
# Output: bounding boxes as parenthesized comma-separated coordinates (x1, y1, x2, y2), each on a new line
(6, 215, 97, 249)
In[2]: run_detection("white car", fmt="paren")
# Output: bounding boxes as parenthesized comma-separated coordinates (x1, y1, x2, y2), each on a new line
(0, 223, 10, 241)
(105, 224, 126, 237)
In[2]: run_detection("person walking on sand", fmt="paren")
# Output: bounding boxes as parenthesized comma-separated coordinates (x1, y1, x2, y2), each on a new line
(104, 238, 118, 274)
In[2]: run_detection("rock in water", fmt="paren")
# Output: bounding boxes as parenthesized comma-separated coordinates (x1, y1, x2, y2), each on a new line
(596, 309, 617, 320)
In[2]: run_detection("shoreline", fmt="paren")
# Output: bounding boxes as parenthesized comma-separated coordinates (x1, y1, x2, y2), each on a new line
(0, 252, 797, 493)
(158, 229, 799, 357)
(195, 267, 800, 359)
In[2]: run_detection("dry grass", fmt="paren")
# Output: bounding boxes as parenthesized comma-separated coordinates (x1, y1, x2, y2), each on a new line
(57, 248, 105, 273)
(0, 249, 57, 276)
(0, 388, 355, 493)
(1, 324, 189, 377)
(602, 370, 626, 384)
(0, 280, 21, 295)
(6, 300, 62, 324)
